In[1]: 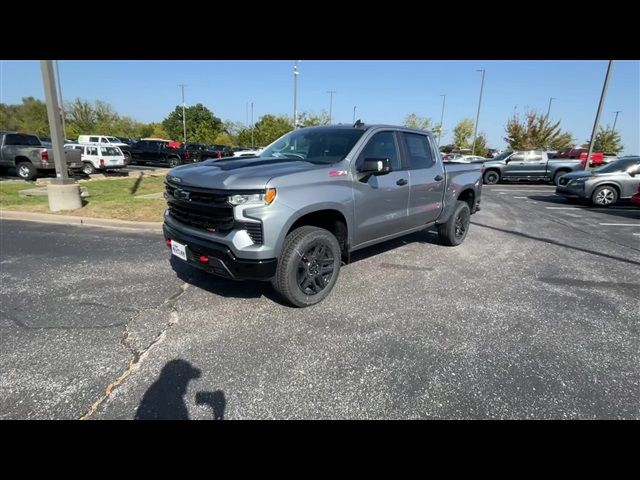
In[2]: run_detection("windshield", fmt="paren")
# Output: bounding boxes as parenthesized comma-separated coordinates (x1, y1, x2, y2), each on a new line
(261, 128, 366, 164)
(106, 136, 121, 143)
(593, 158, 640, 173)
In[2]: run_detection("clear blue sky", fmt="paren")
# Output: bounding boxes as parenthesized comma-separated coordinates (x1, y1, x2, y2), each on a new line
(1, 60, 638, 154)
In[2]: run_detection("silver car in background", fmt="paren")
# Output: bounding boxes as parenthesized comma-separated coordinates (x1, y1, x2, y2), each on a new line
(556, 157, 640, 206)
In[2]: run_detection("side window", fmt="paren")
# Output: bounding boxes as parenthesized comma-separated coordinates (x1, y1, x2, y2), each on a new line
(525, 151, 544, 162)
(402, 133, 434, 169)
(87, 146, 98, 156)
(89, 136, 99, 143)
(101, 137, 108, 143)
(359, 132, 400, 170)
(511, 153, 525, 162)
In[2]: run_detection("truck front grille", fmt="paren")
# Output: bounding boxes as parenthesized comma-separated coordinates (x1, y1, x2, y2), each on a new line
(165, 183, 234, 233)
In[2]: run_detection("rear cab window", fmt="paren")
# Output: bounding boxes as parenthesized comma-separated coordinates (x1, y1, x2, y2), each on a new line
(401, 132, 434, 169)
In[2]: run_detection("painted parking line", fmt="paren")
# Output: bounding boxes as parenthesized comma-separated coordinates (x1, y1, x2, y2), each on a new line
(545, 206, 581, 209)
(513, 196, 528, 199)
(599, 223, 640, 226)
(563, 213, 583, 218)
(633, 233, 640, 236)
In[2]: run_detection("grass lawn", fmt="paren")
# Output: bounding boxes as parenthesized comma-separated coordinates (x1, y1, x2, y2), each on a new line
(0, 174, 168, 222)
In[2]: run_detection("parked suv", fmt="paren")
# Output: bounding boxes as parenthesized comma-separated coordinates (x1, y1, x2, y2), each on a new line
(77, 135, 132, 162)
(65, 143, 127, 174)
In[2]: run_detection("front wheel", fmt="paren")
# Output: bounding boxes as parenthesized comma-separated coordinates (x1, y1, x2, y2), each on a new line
(591, 185, 618, 207)
(168, 157, 181, 168)
(438, 200, 471, 246)
(272, 226, 341, 307)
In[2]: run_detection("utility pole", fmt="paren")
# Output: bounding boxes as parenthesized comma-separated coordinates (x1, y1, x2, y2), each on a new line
(327, 90, 337, 124)
(293, 61, 299, 128)
(547, 97, 555, 118)
(471, 69, 485, 156)
(585, 61, 615, 171)
(612, 110, 622, 132)
(352, 106, 357, 124)
(438, 94, 446, 145)
(178, 84, 187, 144)
(251, 102, 254, 147)
(40, 60, 81, 211)
(246, 102, 249, 128)
(54, 60, 66, 139)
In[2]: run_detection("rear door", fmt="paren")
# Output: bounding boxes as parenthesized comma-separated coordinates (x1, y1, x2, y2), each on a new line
(399, 132, 445, 227)
(351, 130, 411, 246)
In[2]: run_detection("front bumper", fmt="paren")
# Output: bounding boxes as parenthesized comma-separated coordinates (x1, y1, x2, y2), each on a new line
(556, 183, 586, 198)
(163, 222, 277, 281)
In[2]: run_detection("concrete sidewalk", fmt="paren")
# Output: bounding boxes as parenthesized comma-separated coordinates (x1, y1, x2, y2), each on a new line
(0, 210, 163, 232)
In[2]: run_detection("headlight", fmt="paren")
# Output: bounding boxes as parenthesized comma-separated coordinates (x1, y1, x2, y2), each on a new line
(228, 188, 277, 206)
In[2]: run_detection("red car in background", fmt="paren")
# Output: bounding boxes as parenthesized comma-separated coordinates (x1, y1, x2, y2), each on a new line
(631, 184, 640, 207)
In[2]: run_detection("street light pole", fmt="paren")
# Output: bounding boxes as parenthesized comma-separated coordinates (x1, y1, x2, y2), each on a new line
(612, 110, 622, 132)
(251, 102, 254, 147)
(327, 90, 337, 124)
(293, 61, 299, 128)
(585, 61, 615, 171)
(55, 60, 66, 139)
(471, 69, 485, 156)
(438, 94, 446, 145)
(178, 84, 187, 144)
(547, 97, 555, 118)
(40, 60, 81, 211)
(353, 106, 357, 124)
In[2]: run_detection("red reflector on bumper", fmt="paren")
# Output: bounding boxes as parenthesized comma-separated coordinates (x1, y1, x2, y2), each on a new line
(165, 239, 172, 247)
(199, 255, 209, 263)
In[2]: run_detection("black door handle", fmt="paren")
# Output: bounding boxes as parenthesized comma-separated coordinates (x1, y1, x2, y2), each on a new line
(396, 178, 408, 186)
(434, 175, 443, 181)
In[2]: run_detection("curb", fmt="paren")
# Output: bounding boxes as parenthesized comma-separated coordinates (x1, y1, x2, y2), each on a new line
(0, 210, 163, 232)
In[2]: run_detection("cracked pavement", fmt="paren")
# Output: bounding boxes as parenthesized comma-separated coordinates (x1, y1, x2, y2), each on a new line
(1, 185, 638, 419)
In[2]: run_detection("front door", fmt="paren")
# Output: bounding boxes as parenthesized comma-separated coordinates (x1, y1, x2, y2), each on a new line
(352, 131, 411, 247)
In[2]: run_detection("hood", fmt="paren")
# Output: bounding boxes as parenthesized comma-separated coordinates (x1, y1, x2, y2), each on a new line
(559, 170, 592, 180)
(167, 156, 324, 190)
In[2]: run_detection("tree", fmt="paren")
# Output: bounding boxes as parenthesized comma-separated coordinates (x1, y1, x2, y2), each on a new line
(214, 132, 234, 146)
(298, 111, 330, 127)
(162, 103, 222, 142)
(504, 110, 573, 150)
(403, 113, 433, 131)
(453, 119, 475, 149)
(192, 121, 218, 144)
(241, 114, 293, 146)
(471, 133, 488, 156)
(588, 125, 624, 154)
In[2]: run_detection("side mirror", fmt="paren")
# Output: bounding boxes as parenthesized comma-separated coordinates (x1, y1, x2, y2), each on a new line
(360, 158, 391, 175)
(629, 170, 637, 177)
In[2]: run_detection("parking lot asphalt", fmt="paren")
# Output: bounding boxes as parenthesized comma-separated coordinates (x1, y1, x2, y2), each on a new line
(0, 183, 638, 419)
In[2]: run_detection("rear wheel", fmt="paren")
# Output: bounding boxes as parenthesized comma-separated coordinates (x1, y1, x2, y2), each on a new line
(16, 162, 37, 181)
(82, 162, 96, 175)
(438, 200, 471, 246)
(591, 185, 618, 207)
(553, 170, 569, 186)
(272, 226, 341, 307)
(483, 170, 500, 185)
(168, 157, 181, 168)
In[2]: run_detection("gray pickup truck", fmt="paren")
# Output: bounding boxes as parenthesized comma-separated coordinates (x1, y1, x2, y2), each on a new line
(163, 124, 483, 307)
(481, 150, 583, 186)
(0, 131, 83, 180)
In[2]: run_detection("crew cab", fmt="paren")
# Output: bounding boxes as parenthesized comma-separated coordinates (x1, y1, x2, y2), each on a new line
(163, 124, 483, 307)
(481, 150, 583, 185)
(128, 140, 195, 167)
(0, 131, 83, 180)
